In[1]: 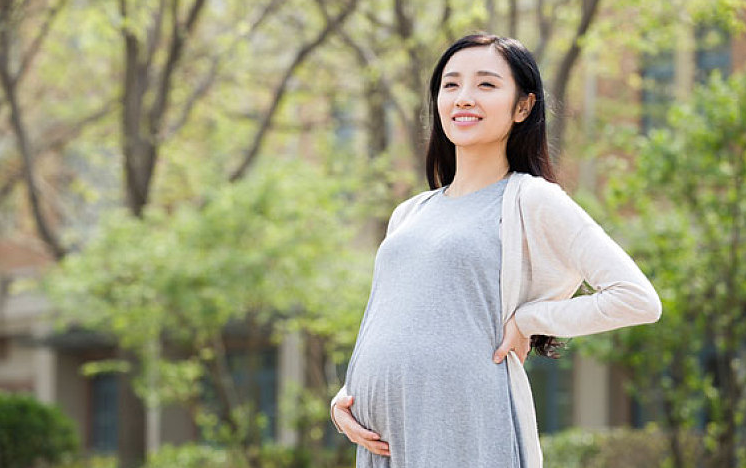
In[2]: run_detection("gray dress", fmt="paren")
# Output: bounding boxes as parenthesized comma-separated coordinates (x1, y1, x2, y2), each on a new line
(344, 176, 525, 468)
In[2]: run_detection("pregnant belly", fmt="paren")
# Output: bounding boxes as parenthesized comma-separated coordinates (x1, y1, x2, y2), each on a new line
(346, 323, 499, 437)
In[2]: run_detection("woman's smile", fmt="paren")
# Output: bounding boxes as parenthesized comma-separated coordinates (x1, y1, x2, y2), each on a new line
(452, 112, 483, 127)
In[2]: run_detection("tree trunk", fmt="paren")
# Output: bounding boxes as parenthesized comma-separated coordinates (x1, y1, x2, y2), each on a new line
(0, 2, 66, 258)
(119, 0, 207, 216)
(117, 350, 146, 468)
(364, 75, 392, 239)
(548, 0, 602, 163)
(301, 331, 329, 459)
(662, 353, 687, 468)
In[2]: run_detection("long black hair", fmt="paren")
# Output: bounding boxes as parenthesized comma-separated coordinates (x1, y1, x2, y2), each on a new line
(425, 33, 562, 359)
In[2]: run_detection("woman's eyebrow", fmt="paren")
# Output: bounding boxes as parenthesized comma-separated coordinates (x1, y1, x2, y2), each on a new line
(443, 70, 504, 79)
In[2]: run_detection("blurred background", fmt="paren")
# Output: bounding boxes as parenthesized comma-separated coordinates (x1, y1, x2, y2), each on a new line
(0, 0, 744, 467)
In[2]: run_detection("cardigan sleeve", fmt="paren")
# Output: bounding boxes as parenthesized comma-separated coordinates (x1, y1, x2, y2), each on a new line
(513, 180, 662, 338)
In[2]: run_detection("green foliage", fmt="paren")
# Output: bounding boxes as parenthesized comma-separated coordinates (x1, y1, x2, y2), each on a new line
(57, 455, 117, 468)
(43, 155, 372, 456)
(144, 444, 238, 468)
(541, 428, 601, 468)
(577, 70, 746, 465)
(0, 392, 79, 468)
(541, 426, 702, 468)
(141, 442, 353, 468)
(46, 154, 370, 364)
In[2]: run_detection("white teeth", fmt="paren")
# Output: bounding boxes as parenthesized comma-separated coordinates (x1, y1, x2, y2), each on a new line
(454, 116, 480, 122)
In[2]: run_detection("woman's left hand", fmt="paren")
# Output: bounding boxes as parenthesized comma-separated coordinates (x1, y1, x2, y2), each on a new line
(493, 315, 531, 365)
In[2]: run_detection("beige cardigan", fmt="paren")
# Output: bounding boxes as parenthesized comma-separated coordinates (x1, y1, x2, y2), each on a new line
(330, 171, 662, 467)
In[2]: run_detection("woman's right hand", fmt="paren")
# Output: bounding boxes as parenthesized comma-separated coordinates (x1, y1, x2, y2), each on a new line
(333, 395, 391, 457)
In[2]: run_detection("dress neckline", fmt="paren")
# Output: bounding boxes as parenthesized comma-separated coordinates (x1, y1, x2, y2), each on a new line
(439, 172, 512, 201)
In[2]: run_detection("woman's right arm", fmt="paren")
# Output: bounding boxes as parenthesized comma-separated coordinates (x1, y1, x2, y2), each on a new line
(331, 390, 391, 457)
(329, 385, 348, 432)
(512, 180, 662, 338)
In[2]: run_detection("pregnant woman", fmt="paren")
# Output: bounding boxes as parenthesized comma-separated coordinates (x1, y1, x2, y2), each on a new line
(330, 34, 662, 468)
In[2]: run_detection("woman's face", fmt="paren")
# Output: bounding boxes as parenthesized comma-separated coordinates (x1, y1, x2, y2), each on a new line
(437, 46, 531, 151)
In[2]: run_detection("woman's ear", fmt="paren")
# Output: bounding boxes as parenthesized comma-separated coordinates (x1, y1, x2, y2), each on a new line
(514, 93, 536, 123)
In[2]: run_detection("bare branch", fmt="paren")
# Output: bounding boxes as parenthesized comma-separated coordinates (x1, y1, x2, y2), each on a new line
(117, 0, 131, 37)
(120, 0, 150, 212)
(440, 0, 455, 44)
(336, 28, 410, 130)
(549, 0, 602, 161)
(249, 0, 285, 34)
(0, 71, 66, 259)
(0, 0, 66, 259)
(148, 0, 207, 138)
(0, 164, 22, 202)
(144, 0, 166, 72)
(0, 97, 114, 204)
(364, 8, 394, 31)
(534, 0, 551, 63)
(162, 0, 284, 138)
(37, 98, 116, 154)
(509, 0, 518, 37)
(0, 275, 11, 325)
(162, 55, 218, 138)
(393, 0, 413, 40)
(485, 0, 497, 32)
(534, 0, 569, 65)
(392, 0, 427, 163)
(312, 0, 330, 20)
(16, 0, 68, 83)
(229, 0, 360, 181)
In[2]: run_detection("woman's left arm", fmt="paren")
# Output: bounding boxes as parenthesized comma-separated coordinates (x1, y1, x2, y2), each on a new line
(512, 182, 662, 338)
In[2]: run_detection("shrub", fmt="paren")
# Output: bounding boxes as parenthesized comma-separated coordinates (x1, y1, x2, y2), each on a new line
(0, 392, 79, 468)
(540, 428, 601, 468)
(142, 443, 353, 468)
(541, 425, 703, 468)
(56, 455, 117, 468)
(144, 444, 235, 468)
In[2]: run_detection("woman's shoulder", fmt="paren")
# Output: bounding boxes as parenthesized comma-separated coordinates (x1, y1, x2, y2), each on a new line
(386, 187, 440, 236)
(513, 171, 597, 229)
(514, 172, 573, 208)
(390, 187, 440, 219)
(396, 187, 440, 210)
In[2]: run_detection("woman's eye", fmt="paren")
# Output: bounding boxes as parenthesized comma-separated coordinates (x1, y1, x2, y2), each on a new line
(480, 82, 496, 88)
(443, 82, 457, 88)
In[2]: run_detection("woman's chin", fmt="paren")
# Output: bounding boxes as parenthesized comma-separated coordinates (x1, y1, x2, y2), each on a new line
(445, 134, 478, 145)
(450, 139, 488, 150)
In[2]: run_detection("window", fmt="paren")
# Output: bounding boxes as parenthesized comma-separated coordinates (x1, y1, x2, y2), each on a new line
(200, 346, 279, 443)
(640, 49, 675, 134)
(640, 22, 732, 134)
(331, 100, 356, 149)
(227, 348, 278, 443)
(630, 391, 664, 429)
(525, 353, 574, 434)
(90, 374, 118, 453)
(0, 336, 9, 360)
(695, 24, 731, 83)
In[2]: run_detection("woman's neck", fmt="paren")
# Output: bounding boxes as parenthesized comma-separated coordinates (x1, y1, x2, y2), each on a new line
(446, 145, 511, 197)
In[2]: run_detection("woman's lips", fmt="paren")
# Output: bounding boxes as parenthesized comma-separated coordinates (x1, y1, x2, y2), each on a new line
(453, 116, 482, 127)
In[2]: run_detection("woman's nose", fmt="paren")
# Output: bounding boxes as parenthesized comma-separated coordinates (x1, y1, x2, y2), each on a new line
(455, 89, 475, 108)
